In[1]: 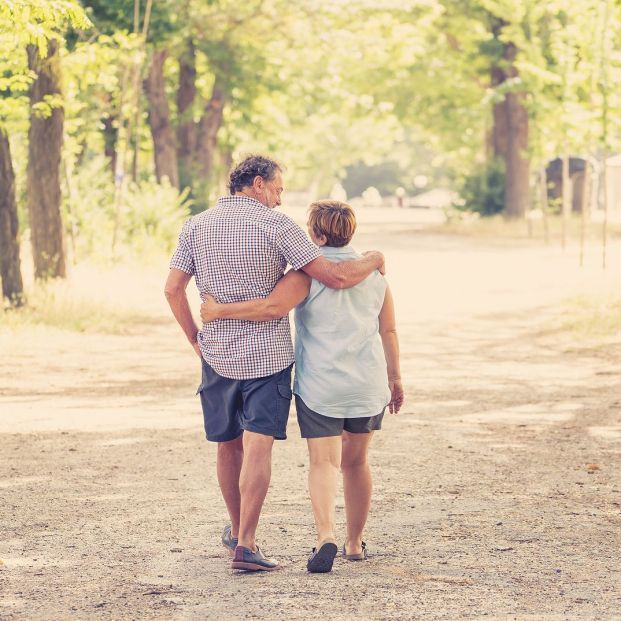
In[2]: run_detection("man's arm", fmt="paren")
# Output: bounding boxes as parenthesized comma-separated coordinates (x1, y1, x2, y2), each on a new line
(301, 250, 385, 290)
(378, 285, 404, 414)
(164, 268, 201, 358)
(201, 270, 311, 323)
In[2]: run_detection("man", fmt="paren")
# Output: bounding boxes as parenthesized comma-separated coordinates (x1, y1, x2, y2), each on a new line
(164, 155, 384, 571)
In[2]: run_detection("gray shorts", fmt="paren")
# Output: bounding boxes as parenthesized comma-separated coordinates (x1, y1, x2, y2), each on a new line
(295, 395, 384, 439)
(197, 360, 293, 442)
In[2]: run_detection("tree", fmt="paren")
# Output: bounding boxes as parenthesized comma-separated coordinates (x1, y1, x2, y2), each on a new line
(144, 48, 179, 187)
(176, 38, 197, 190)
(0, 130, 24, 305)
(27, 38, 67, 279)
(0, 0, 90, 300)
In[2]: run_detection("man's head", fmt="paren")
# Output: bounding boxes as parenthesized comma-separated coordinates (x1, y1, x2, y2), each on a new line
(229, 155, 283, 208)
(307, 200, 357, 248)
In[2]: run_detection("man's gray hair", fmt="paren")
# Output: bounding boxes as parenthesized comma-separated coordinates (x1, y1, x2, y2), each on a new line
(228, 155, 282, 194)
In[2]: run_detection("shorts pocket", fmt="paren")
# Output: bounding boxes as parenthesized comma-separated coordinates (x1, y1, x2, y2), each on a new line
(277, 384, 293, 400)
(274, 383, 293, 438)
(196, 382, 206, 395)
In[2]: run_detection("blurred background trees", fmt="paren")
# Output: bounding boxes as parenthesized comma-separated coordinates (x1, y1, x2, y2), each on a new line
(2, 0, 621, 305)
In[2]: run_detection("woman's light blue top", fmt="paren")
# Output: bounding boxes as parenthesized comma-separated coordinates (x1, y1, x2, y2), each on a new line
(293, 245, 391, 418)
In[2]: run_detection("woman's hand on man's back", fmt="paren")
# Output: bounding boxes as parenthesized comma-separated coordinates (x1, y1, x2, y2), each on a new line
(201, 294, 220, 323)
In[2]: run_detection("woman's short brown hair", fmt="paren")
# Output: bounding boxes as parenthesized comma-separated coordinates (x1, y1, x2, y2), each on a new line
(307, 200, 357, 247)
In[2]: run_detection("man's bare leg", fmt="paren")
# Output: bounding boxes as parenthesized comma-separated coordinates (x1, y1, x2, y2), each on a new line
(307, 436, 341, 546)
(216, 435, 244, 536)
(341, 431, 374, 555)
(237, 431, 274, 550)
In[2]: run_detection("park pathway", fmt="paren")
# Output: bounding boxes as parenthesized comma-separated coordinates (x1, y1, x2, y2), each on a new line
(1, 226, 620, 620)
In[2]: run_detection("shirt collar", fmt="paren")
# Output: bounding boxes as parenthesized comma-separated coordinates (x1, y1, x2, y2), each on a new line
(320, 245, 355, 256)
(216, 195, 268, 210)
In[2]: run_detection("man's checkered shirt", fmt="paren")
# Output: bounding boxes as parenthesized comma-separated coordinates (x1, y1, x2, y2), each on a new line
(170, 195, 321, 379)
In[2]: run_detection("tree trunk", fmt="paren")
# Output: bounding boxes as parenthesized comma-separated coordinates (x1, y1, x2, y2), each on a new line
(177, 40, 197, 190)
(143, 49, 179, 187)
(219, 146, 234, 194)
(102, 111, 118, 178)
(579, 161, 591, 267)
(491, 40, 529, 219)
(561, 152, 570, 250)
(27, 39, 66, 280)
(0, 130, 24, 305)
(195, 78, 225, 178)
(491, 66, 508, 161)
(539, 166, 550, 245)
(504, 84, 529, 219)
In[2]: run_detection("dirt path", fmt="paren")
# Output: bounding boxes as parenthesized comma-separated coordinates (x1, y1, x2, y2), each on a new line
(1, 228, 620, 620)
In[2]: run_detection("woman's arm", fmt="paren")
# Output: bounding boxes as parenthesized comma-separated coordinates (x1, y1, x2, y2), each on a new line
(378, 285, 404, 414)
(201, 270, 312, 323)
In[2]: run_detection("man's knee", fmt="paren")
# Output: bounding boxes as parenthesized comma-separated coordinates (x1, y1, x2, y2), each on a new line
(243, 430, 274, 448)
(218, 435, 244, 458)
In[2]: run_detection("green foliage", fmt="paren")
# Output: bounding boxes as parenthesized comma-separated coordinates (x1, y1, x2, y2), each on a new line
(81, 0, 179, 42)
(63, 156, 192, 260)
(122, 179, 193, 255)
(459, 161, 506, 217)
(0, 0, 91, 125)
(4, 0, 621, 275)
(0, 0, 91, 52)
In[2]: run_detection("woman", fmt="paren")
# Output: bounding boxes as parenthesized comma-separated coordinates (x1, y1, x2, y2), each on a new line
(200, 200, 404, 573)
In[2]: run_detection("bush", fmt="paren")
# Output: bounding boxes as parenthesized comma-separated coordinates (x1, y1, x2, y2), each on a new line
(458, 161, 505, 217)
(63, 156, 193, 260)
(122, 179, 193, 256)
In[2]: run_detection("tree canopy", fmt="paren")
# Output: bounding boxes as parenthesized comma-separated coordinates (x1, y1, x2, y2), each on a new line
(2, 0, 621, 302)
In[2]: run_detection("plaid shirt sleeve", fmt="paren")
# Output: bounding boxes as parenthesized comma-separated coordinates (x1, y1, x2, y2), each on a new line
(275, 221, 321, 270)
(169, 219, 195, 275)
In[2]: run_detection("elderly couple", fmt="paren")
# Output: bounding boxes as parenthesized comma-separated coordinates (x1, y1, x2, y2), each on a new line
(165, 155, 403, 573)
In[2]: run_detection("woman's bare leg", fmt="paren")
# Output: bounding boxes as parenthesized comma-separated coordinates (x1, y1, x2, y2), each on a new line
(341, 431, 374, 555)
(307, 436, 342, 545)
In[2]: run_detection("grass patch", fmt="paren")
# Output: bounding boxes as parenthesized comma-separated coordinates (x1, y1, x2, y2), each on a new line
(0, 260, 166, 334)
(433, 212, 621, 242)
(559, 294, 621, 340)
(1, 282, 149, 334)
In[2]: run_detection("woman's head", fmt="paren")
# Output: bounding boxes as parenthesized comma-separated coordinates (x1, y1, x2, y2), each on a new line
(307, 200, 357, 247)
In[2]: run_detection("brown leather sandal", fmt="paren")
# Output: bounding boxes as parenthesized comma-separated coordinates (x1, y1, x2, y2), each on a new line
(342, 541, 368, 561)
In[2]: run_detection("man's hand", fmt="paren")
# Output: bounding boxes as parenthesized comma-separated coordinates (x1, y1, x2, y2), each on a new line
(192, 340, 202, 359)
(388, 378, 404, 414)
(200, 294, 220, 323)
(362, 250, 385, 275)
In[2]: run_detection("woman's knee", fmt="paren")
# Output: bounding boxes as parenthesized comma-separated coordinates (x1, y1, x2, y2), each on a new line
(307, 438, 341, 468)
(341, 434, 371, 469)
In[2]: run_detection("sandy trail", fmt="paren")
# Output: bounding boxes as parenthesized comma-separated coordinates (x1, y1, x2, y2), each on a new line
(1, 220, 621, 620)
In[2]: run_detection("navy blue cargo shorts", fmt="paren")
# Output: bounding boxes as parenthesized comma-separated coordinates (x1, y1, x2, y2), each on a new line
(196, 359, 293, 442)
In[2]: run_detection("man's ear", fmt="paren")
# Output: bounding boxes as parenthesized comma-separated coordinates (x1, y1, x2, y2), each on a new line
(252, 175, 264, 191)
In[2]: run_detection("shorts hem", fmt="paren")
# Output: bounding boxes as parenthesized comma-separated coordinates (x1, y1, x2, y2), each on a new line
(344, 425, 381, 434)
(205, 429, 244, 443)
(241, 424, 287, 441)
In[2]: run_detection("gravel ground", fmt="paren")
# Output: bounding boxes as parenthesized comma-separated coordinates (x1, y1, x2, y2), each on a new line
(1, 227, 620, 620)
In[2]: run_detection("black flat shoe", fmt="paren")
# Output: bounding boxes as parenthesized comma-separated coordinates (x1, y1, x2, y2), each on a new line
(307, 540, 338, 573)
